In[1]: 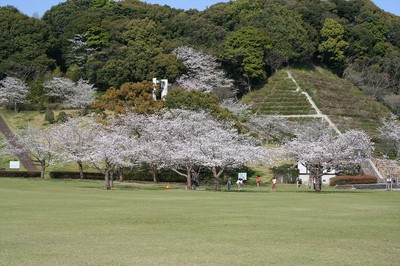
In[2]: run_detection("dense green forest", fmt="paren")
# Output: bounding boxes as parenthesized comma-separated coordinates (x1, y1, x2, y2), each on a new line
(1, 0, 400, 112)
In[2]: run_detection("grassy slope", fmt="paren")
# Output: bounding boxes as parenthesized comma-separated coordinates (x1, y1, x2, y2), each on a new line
(1, 178, 399, 266)
(290, 68, 391, 138)
(242, 67, 391, 150)
(0, 109, 92, 172)
(242, 70, 316, 115)
(0, 109, 80, 132)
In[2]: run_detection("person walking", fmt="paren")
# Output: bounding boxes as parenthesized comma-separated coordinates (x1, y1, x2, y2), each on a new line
(227, 177, 232, 191)
(236, 178, 243, 191)
(271, 176, 277, 191)
(256, 175, 261, 187)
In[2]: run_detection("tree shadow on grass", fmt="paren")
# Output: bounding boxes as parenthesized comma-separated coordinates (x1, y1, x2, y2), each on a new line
(293, 190, 374, 194)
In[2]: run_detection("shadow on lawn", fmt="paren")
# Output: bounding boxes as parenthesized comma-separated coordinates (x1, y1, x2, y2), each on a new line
(293, 190, 374, 194)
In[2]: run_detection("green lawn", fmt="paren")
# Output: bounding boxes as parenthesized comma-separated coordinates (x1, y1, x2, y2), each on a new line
(1, 178, 399, 266)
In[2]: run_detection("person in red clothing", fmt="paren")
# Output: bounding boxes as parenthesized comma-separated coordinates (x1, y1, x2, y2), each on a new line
(256, 175, 261, 187)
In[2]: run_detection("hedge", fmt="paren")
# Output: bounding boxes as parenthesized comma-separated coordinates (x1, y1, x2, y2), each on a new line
(50, 171, 104, 180)
(49, 169, 187, 183)
(0, 171, 41, 178)
(330, 175, 377, 186)
(123, 168, 186, 183)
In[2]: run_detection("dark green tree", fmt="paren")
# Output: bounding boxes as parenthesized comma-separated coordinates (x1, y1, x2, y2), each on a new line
(220, 27, 271, 91)
(0, 7, 55, 80)
(318, 18, 349, 71)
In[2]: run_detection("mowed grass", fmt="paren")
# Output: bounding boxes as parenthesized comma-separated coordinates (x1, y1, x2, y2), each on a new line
(1, 178, 399, 266)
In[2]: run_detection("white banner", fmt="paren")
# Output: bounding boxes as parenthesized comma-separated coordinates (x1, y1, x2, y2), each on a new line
(9, 161, 20, 169)
(238, 173, 247, 180)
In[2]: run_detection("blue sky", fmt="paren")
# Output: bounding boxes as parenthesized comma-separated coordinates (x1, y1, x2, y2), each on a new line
(0, 0, 399, 18)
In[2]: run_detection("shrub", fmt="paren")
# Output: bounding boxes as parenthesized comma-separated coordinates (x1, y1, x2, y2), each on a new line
(330, 175, 377, 186)
(0, 171, 41, 178)
(57, 111, 69, 122)
(44, 109, 55, 123)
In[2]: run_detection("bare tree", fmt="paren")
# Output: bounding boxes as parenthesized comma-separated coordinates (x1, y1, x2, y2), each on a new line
(344, 60, 394, 100)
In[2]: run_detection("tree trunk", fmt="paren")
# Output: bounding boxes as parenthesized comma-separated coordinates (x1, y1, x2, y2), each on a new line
(314, 176, 322, 192)
(104, 164, 112, 190)
(313, 168, 323, 192)
(186, 168, 192, 189)
(118, 167, 124, 182)
(77, 160, 84, 180)
(150, 165, 158, 183)
(247, 76, 252, 92)
(40, 160, 46, 178)
(212, 167, 221, 191)
(110, 171, 114, 188)
(306, 163, 324, 192)
(171, 167, 192, 189)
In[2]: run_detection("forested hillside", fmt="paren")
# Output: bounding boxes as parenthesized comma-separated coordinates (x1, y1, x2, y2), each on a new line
(1, 0, 400, 112)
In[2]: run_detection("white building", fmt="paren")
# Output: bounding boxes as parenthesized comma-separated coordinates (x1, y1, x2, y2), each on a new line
(296, 162, 337, 186)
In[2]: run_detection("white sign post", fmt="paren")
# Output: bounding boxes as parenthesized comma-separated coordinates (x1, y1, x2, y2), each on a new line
(238, 172, 247, 181)
(10, 161, 20, 169)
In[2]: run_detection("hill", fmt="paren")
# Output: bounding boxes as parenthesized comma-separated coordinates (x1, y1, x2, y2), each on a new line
(241, 66, 392, 151)
(1, 0, 399, 109)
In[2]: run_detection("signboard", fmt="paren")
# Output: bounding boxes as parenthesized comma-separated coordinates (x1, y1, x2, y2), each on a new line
(10, 161, 20, 169)
(238, 172, 247, 181)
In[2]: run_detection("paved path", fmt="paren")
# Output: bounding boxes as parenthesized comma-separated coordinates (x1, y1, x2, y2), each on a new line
(286, 70, 342, 135)
(0, 114, 37, 171)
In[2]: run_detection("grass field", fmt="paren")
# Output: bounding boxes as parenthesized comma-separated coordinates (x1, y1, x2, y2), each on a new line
(1, 178, 399, 266)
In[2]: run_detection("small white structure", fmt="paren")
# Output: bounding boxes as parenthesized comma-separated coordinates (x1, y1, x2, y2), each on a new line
(152, 78, 169, 100)
(9, 161, 20, 169)
(238, 172, 247, 181)
(296, 162, 337, 186)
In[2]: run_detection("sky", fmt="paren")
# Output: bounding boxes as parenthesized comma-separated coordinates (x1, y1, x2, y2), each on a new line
(0, 0, 399, 18)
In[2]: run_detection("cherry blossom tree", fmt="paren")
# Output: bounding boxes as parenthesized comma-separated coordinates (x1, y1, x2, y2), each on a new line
(51, 114, 142, 188)
(152, 109, 280, 190)
(82, 119, 135, 190)
(132, 114, 172, 183)
(155, 110, 206, 187)
(0, 77, 29, 112)
(378, 115, 400, 158)
(52, 116, 99, 179)
(113, 114, 147, 181)
(198, 124, 279, 190)
(286, 127, 373, 192)
(5, 126, 57, 178)
(173, 46, 234, 94)
(248, 115, 295, 144)
(44, 77, 75, 101)
(43, 77, 96, 114)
